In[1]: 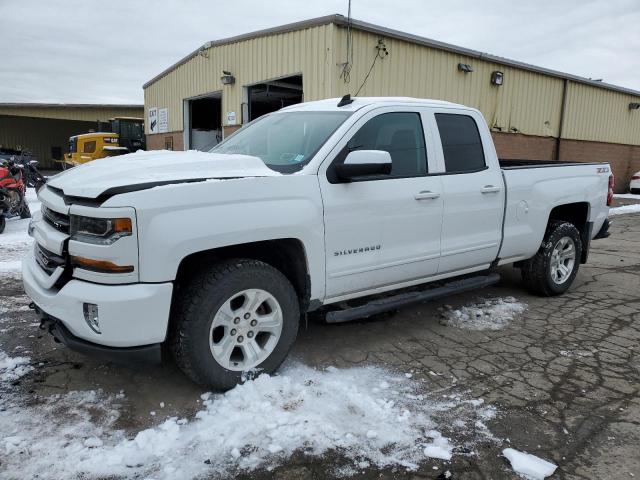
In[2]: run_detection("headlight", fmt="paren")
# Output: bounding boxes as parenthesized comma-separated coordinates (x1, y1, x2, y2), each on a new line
(70, 215, 132, 245)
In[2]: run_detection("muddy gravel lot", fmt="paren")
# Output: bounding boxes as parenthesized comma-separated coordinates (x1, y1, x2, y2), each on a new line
(1, 201, 639, 479)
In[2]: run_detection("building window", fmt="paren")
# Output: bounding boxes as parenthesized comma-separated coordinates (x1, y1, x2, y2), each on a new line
(164, 136, 173, 150)
(435, 114, 486, 173)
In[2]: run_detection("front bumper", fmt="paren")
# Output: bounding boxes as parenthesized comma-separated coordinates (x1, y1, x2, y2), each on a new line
(38, 313, 162, 364)
(22, 253, 173, 349)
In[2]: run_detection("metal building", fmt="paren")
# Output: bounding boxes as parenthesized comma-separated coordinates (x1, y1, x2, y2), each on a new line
(143, 15, 640, 191)
(0, 103, 143, 169)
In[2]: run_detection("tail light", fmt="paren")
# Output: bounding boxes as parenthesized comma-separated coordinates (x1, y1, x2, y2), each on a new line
(607, 174, 615, 206)
(632, 175, 640, 181)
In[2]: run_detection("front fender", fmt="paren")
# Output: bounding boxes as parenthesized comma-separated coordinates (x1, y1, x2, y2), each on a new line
(110, 175, 326, 301)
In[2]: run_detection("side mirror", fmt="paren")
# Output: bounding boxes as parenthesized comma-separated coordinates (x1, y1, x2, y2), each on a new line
(334, 150, 392, 181)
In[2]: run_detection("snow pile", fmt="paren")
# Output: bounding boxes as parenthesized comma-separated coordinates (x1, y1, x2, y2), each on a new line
(0, 350, 32, 382)
(0, 363, 497, 479)
(609, 203, 640, 216)
(440, 297, 527, 331)
(1, 390, 125, 467)
(0, 188, 39, 273)
(503, 448, 557, 479)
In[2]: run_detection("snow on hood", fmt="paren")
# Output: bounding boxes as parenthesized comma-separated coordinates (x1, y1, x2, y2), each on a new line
(47, 150, 280, 199)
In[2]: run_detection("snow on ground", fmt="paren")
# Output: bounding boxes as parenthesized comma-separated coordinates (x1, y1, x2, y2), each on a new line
(0, 362, 499, 479)
(503, 448, 557, 480)
(0, 350, 33, 382)
(0, 188, 39, 273)
(440, 297, 527, 331)
(609, 203, 640, 216)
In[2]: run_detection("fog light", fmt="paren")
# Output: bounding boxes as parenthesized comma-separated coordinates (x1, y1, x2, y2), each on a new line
(83, 303, 101, 334)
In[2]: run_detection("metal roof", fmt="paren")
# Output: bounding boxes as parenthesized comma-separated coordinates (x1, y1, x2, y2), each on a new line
(142, 14, 640, 98)
(0, 103, 142, 108)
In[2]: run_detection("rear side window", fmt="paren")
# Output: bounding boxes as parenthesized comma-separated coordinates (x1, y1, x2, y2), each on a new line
(435, 114, 485, 173)
(347, 112, 427, 177)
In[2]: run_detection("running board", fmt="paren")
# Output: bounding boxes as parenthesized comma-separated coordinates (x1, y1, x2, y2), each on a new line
(325, 273, 501, 324)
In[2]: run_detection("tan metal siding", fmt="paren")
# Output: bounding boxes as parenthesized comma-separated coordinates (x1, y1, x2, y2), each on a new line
(0, 106, 143, 122)
(144, 24, 336, 133)
(332, 28, 564, 138)
(562, 82, 640, 146)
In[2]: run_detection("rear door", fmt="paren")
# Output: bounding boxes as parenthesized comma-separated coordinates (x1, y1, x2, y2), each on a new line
(319, 107, 443, 300)
(431, 110, 504, 273)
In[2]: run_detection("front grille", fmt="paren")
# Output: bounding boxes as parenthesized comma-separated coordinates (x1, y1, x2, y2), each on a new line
(42, 205, 70, 234)
(35, 244, 67, 275)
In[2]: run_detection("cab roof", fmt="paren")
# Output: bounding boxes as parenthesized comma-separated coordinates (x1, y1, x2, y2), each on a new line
(281, 96, 465, 113)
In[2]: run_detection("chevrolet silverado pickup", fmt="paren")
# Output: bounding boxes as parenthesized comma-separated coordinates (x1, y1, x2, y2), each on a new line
(23, 96, 613, 389)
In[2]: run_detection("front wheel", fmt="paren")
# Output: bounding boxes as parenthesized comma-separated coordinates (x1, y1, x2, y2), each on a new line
(521, 221, 582, 296)
(170, 259, 300, 390)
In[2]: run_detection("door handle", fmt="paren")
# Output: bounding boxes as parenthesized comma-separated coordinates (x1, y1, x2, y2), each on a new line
(415, 190, 441, 200)
(481, 185, 501, 194)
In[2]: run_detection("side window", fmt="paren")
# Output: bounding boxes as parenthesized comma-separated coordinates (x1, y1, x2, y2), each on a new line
(435, 114, 486, 173)
(83, 141, 96, 154)
(346, 112, 427, 177)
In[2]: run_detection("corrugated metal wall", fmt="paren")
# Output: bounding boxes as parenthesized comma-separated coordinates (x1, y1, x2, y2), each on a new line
(562, 82, 640, 145)
(0, 115, 97, 168)
(144, 22, 640, 147)
(144, 24, 336, 133)
(331, 28, 640, 146)
(335, 28, 562, 136)
(0, 106, 143, 122)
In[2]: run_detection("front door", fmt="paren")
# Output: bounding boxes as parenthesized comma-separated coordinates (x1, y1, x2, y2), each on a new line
(319, 109, 443, 300)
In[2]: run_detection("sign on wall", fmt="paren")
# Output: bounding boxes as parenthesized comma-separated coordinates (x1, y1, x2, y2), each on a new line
(226, 111, 237, 125)
(159, 108, 168, 133)
(148, 107, 158, 134)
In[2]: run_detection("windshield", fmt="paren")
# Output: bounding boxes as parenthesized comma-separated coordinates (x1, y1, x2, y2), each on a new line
(210, 111, 351, 173)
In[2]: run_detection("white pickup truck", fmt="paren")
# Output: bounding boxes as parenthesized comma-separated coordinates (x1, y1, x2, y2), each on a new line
(24, 96, 613, 389)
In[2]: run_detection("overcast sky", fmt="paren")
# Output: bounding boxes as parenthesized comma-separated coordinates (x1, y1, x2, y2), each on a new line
(1, 0, 638, 104)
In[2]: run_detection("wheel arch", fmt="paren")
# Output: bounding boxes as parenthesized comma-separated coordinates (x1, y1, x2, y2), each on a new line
(547, 202, 591, 263)
(174, 238, 312, 312)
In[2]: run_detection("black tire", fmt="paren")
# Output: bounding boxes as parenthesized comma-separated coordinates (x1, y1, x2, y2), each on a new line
(20, 203, 31, 219)
(170, 259, 300, 390)
(0, 216, 5, 234)
(631, 188, 640, 195)
(521, 221, 582, 296)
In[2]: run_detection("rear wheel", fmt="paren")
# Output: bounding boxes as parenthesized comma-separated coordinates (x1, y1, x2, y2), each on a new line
(521, 221, 582, 296)
(631, 188, 640, 194)
(170, 259, 300, 390)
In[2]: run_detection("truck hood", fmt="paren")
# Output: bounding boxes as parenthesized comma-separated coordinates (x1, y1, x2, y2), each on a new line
(47, 150, 280, 199)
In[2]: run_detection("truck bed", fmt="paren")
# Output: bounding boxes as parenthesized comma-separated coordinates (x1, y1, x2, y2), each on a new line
(499, 159, 605, 169)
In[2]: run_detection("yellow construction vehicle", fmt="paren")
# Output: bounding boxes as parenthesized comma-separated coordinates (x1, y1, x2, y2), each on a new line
(63, 117, 145, 167)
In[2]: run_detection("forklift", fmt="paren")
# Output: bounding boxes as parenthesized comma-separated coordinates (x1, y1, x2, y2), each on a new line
(63, 117, 145, 168)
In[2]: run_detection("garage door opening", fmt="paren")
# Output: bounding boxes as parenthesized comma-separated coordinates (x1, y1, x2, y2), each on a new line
(247, 75, 303, 122)
(188, 93, 222, 151)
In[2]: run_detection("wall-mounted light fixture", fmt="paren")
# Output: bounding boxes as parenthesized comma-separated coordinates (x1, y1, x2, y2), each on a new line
(491, 71, 504, 86)
(630, 102, 640, 110)
(458, 63, 473, 73)
(221, 70, 235, 85)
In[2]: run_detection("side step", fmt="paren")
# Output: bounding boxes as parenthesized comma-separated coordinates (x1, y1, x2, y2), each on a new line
(325, 273, 501, 324)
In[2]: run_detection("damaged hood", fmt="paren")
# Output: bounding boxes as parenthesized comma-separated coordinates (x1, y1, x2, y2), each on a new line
(47, 150, 280, 199)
